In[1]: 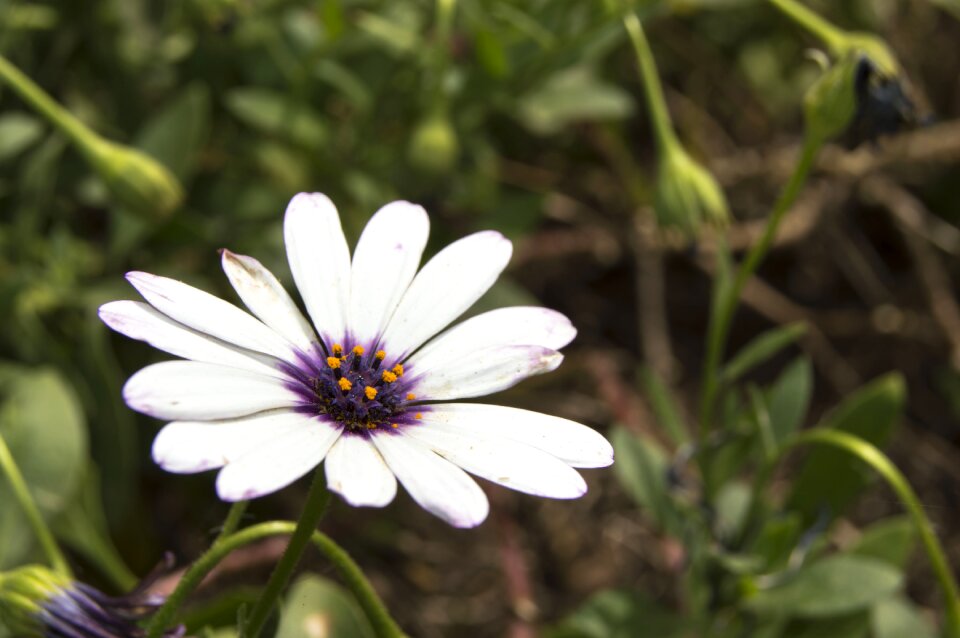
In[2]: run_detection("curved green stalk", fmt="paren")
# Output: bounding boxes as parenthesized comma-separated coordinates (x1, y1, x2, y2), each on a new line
(241, 469, 331, 638)
(784, 429, 960, 636)
(698, 136, 821, 444)
(0, 432, 72, 578)
(215, 501, 248, 544)
(622, 11, 680, 155)
(310, 530, 407, 638)
(145, 520, 405, 638)
(767, 0, 846, 54)
(0, 54, 99, 150)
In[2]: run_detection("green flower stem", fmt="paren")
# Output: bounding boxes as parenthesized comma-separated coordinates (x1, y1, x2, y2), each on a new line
(774, 429, 960, 636)
(242, 468, 331, 638)
(0, 54, 100, 151)
(436, 0, 456, 44)
(145, 520, 405, 638)
(697, 136, 821, 445)
(310, 529, 407, 638)
(146, 522, 296, 638)
(623, 11, 680, 155)
(215, 501, 248, 544)
(767, 0, 847, 54)
(0, 432, 71, 578)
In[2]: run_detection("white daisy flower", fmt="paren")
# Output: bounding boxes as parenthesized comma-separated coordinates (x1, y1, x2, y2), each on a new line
(100, 193, 613, 528)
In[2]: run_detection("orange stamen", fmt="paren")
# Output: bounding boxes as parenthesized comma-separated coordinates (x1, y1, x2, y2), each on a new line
(391, 363, 404, 377)
(381, 370, 397, 383)
(326, 357, 341, 369)
(375, 350, 386, 361)
(338, 378, 352, 392)
(364, 386, 378, 400)
(405, 393, 416, 401)
(331, 344, 343, 356)
(352, 345, 365, 356)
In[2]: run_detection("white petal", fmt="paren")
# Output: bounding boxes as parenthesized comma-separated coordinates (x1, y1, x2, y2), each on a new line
(283, 193, 351, 346)
(99, 301, 283, 378)
(216, 420, 342, 501)
(379, 231, 512, 360)
(152, 410, 324, 473)
(403, 425, 586, 498)
(407, 307, 576, 373)
(123, 361, 302, 420)
(372, 432, 489, 528)
(418, 404, 614, 468)
(409, 345, 562, 401)
(349, 201, 429, 346)
(324, 435, 397, 507)
(126, 271, 297, 361)
(221, 250, 318, 352)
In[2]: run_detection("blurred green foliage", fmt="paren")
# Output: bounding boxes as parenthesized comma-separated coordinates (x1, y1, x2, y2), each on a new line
(0, 0, 956, 636)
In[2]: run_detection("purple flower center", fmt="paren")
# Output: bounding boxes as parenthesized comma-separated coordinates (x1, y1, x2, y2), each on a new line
(287, 344, 420, 432)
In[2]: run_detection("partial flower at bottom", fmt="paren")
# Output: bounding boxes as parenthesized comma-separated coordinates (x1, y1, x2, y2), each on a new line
(100, 193, 614, 527)
(0, 564, 184, 638)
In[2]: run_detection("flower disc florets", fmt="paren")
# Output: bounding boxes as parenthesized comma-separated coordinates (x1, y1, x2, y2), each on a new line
(288, 344, 418, 432)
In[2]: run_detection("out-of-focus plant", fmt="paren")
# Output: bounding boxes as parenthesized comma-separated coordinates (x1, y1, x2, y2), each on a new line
(623, 11, 729, 236)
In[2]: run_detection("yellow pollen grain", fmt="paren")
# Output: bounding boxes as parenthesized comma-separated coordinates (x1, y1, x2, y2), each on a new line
(391, 423, 398, 428)
(415, 412, 422, 419)
(338, 378, 352, 391)
(406, 393, 416, 401)
(375, 350, 386, 361)
(332, 344, 343, 356)
(381, 370, 397, 383)
(364, 386, 378, 400)
(366, 422, 376, 429)
(391, 363, 404, 376)
(326, 357, 341, 369)
(352, 345, 365, 356)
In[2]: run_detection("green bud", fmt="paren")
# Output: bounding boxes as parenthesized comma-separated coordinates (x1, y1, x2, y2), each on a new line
(408, 112, 459, 175)
(803, 51, 860, 145)
(83, 137, 184, 218)
(654, 143, 729, 236)
(0, 565, 69, 636)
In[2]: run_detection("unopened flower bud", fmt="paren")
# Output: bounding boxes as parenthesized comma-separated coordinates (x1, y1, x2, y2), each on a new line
(0, 565, 69, 636)
(803, 51, 860, 146)
(654, 143, 729, 236)
(408, 111, 459, 175)
(84, 137, 184, 218)
(0, 563, 184, 638)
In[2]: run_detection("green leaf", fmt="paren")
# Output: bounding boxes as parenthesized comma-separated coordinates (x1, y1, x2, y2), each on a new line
(638, 366, 688, 445)
(752, 514, 802, 571)
(714, 480, 752, 542)
(517, 66, 633, 135)
(722, 323, 807, 384)
(766, 358, 813, 445)
(850, 516, 915, 569)
(0, 112, 44, 161)
(744, 555, 903, 619)
(871, 595, 936, 638)
(136, 83, 211, 182)
(611, 427, 671, 530)
(275, 575, 376, 638)
(224, 88, 327, 148)
(545, 589, 691, 638)
(786, 374, 905, 526)
(0, 368, 87, 568)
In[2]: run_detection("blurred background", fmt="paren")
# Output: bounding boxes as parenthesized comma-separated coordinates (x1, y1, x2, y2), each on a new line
(1, 0, 960, 636)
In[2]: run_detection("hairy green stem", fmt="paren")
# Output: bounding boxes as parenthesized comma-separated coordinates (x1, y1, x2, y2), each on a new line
(779, 430, 960, 635)
(0, 432, 72, 578)
(697, 137, 821, 445)
(241, 469, 331, 638)
(623, 11, 680, 155)
(767, 0, 846, 53)
(146, 521, 405, 638)
(311, 530, 407, 637)
(215, 501, 248, 544)
(0, 54, 100, 150)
